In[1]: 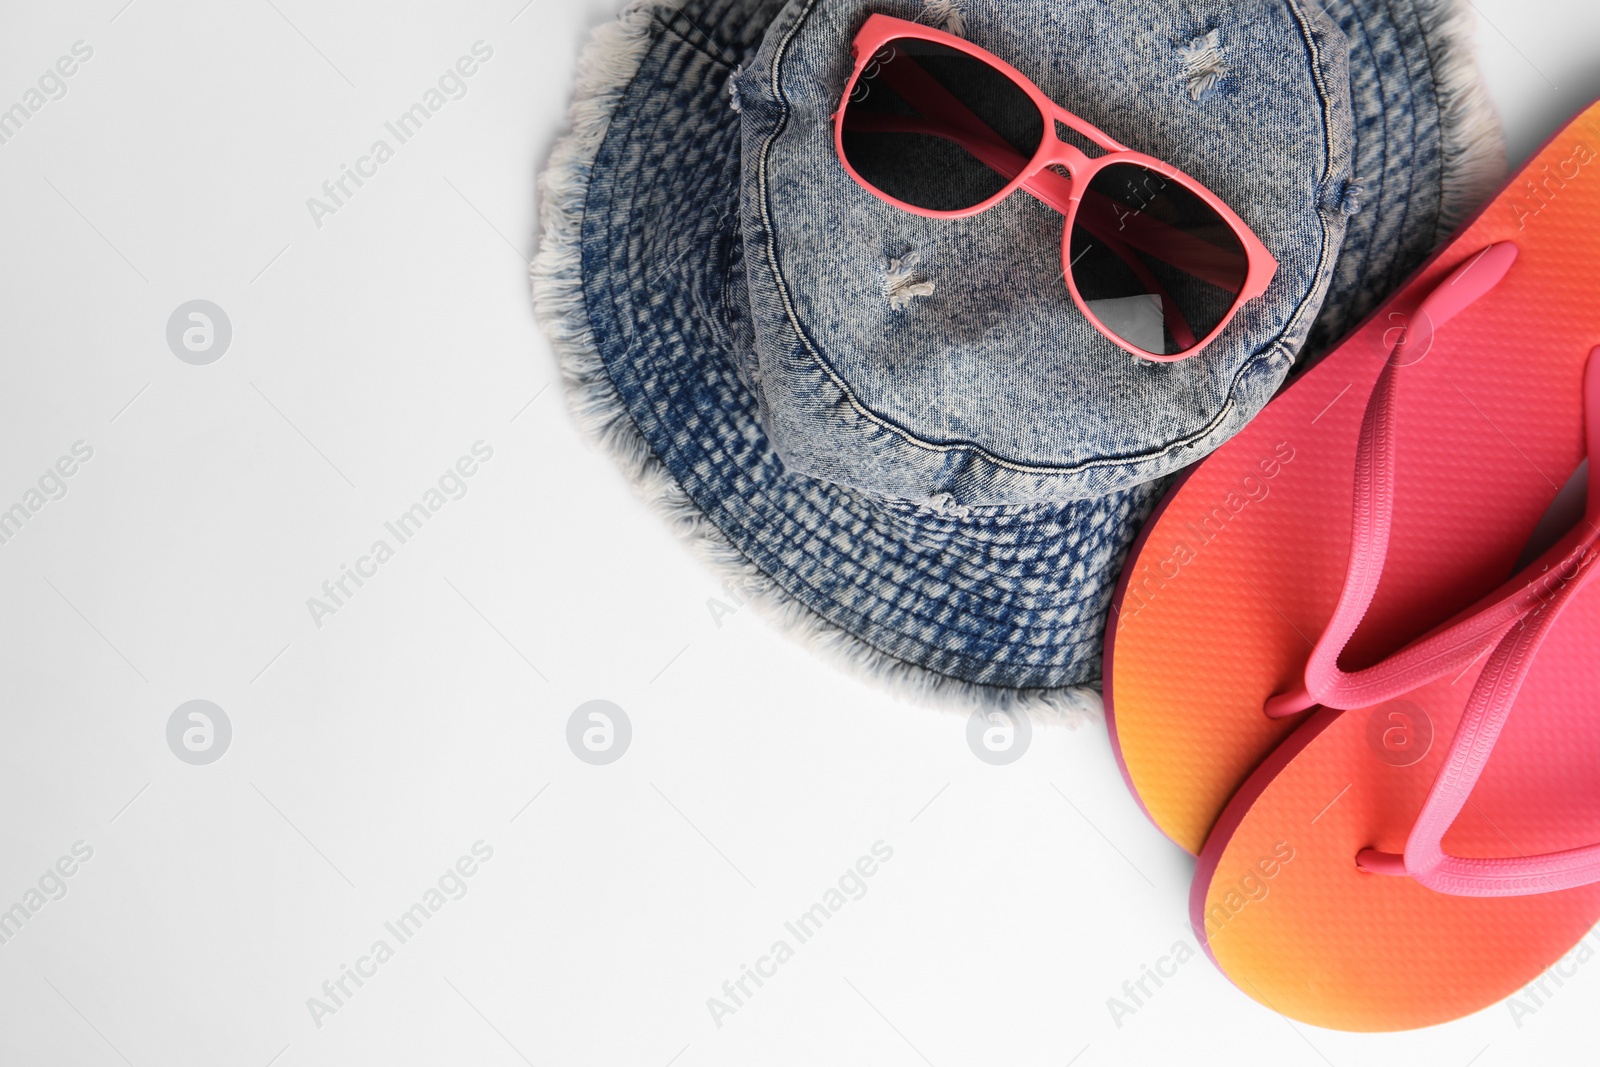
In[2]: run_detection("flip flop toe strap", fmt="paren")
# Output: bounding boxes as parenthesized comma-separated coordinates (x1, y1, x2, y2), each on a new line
(1266, 243, 1533, 719)
(1357, 537, 1600, 896)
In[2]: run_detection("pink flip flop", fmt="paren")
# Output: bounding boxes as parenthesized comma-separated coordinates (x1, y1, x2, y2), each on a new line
(1103, 101, 1600, 855)
(1191, 345, 1600, 1030)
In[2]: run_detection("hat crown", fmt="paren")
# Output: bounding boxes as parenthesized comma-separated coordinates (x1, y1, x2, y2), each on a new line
(736, 0, 1355, 505)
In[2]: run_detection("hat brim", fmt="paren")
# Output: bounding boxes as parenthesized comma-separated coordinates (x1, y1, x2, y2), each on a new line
(1308, 0, 1505, 353)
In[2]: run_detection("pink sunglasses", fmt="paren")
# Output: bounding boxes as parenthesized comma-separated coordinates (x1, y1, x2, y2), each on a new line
(834, 15, 1278, 362)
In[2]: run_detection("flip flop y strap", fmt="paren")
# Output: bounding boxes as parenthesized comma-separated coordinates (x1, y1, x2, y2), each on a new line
(1355, 348, 1600, 894)
(1356, 521, 1600, 895)
(1263, 242, 1570, 718)
(1277, 507, 1600, 716)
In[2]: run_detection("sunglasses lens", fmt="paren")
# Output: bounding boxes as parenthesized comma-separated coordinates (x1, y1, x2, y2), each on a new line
(841, 38, 1044, 212)
(1068, 162, 1251, 357)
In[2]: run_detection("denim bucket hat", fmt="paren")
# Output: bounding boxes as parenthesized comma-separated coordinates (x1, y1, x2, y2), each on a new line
(533, 0, 1502, 718)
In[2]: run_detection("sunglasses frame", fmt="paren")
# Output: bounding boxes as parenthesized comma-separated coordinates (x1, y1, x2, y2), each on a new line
(833, 14, 1279, 362)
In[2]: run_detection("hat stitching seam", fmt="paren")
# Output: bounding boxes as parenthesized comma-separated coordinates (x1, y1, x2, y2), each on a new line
(754, 4, 1343, 484)
(1341, 0, 1407, 329)
(1407, 0, 1487, 241)
(652, 17, 739, 69)
(1338, 1, 1387, 325)
(752, 3, 1230, 481)
(676, 408, 1112, 669)
(1379, 0, 1425, 292)
(635, 353, 1116, 655)
(592, 266, 1121, 658)
(753, 27, 1245, 478)
(1269, 0, 1354, 363)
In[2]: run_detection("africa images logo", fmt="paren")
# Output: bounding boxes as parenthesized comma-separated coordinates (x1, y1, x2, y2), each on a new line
(1118, 441, 1296, 622)
(1509, 138, 1595, 231)
(305, 841, 494, 1029)
(0, 441, 94, 548)
(566, 700, 632, 765)
(166, 300, 232, 365)
(304, 42, 494, 229)
(0, 842, 95, 948)
(0, 40, 94, 147)
(705, 841, 895, 1029)
(305, 441, 494, 628)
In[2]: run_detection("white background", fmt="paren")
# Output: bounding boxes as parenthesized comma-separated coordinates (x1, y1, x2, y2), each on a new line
(0, 1, 1596, 1065)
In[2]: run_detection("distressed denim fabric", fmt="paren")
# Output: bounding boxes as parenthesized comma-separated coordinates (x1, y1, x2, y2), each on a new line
(542, 0, 1486, 697)
(739, 0, 1353, 506)
(1305, 0, 1505, 356)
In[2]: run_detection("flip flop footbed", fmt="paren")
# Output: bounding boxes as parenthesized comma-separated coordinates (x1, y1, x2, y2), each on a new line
(1191, 576, 1600, 1031)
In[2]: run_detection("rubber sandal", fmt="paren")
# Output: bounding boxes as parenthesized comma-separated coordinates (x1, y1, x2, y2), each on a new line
(1191, 348, 1600, 1030)
(1103, 100, 1600, 855)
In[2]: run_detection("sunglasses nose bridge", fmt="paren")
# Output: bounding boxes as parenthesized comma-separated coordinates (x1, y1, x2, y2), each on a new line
(1035, 136, 1093, 188)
